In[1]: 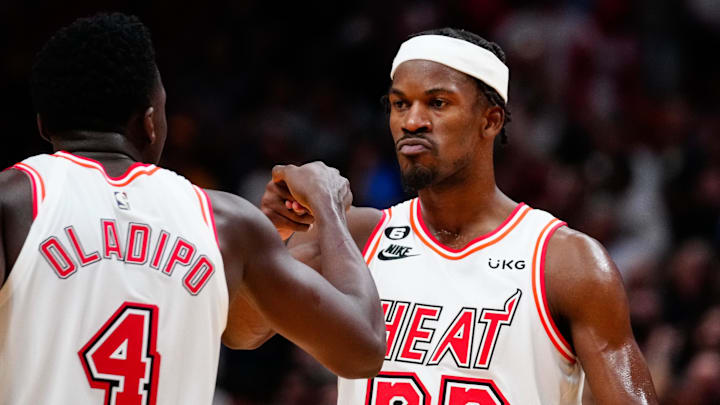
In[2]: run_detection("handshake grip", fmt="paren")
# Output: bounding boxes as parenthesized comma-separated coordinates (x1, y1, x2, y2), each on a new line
(262, 162, 353, 239)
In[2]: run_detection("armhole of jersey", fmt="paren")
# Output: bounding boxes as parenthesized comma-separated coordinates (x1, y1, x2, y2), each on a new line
(531, 218, 577, 363)
(8, 163, 46, 220)
(192, 186, 220, 249)
(362, 207, 392, 265)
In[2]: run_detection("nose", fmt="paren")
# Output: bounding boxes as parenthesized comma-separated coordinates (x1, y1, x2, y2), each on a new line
(402, 102, 431, 134)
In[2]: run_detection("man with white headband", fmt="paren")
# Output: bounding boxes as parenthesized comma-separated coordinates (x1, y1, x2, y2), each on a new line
(261, 28, 658, 404)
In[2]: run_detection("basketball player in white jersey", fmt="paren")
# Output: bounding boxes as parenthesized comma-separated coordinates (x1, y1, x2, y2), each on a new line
(0, 13, 385, 404)
(261, 28, 659, 404)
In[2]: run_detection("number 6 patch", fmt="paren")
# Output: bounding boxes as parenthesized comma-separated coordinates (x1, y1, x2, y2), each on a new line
(78, 302, 161, 405)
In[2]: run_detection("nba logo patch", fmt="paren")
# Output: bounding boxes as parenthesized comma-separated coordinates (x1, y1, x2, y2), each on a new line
(114, 191, 130, 210)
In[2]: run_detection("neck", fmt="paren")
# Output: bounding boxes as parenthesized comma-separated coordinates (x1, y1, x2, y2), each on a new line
(51, 131, 145, 177)
(416, 161, 517, 249)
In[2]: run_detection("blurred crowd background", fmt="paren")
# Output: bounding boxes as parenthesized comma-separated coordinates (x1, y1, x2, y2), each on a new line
(2, 0, 720, 403)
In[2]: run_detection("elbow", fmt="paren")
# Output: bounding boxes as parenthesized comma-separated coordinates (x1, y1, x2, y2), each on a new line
(334, 331, 386, 379)
(222, 331, 274, 350)
(223, 340, 264, 351)
(334, 357, 383, 379)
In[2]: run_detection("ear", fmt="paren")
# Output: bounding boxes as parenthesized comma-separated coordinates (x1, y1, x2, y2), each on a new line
(142, 106, 156, 144)
(481, 105, 504, 140)
(36, 114, 51, 143)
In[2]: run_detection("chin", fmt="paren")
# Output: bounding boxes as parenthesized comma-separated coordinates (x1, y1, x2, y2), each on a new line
(400, 164, 437, 194)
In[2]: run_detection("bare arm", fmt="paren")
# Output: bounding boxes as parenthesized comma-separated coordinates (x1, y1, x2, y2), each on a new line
(0, 169, 34, 288)
(282, 206, 382, 270)
(0, 185, 5, 287)
(211, 163, 386, 378)
(546, 227, 658, 404)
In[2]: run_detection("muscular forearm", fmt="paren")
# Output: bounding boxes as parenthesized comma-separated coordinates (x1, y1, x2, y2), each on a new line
(285, 204, 382, 376)
(314, 206, 371, 296)
(582, 341, 658, 405)
(315, 205, 385, 340)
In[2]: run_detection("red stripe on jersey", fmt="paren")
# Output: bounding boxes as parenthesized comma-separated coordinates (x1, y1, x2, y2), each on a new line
(53, 152, 158, 187)
(361, 210, 387, 256)
(532, 219, 575, 363)
(10, 164, 43, 219)
(198, 188, 220, 248)
(416, 200, 525, 253)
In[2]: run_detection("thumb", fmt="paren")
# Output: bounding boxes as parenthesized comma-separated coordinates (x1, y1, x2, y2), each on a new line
(271, 165, 287, 183)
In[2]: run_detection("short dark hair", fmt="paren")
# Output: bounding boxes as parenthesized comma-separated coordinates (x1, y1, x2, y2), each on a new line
(31, 13, 158, 134)
(393, 28, 512, 144)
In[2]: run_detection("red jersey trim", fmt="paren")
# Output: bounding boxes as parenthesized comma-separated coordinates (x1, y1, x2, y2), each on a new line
(53, 151, 158, 187)
(10, 163, 46, 220)
(199, 188, 220, 248)
(192, 186, 220, 248)
(192, 186, 210, 226)
(361, 210, 388, 256)
(532, 218, 575, 363)
(410, 199, 531, 260)
(363, 208, 392, 265)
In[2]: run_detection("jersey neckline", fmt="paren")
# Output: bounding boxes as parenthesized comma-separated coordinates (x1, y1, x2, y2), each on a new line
(53, 151, 159, 186)
(410, 198, 531, 259)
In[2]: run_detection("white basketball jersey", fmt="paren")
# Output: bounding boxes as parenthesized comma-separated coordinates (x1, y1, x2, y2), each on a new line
(338, 198, 584, 405)
(0, 152, 228, 405)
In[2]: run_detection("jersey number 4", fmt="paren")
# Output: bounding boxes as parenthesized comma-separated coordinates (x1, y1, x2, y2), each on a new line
(78, 302, 161, 405)
(366, 372, 509, 405)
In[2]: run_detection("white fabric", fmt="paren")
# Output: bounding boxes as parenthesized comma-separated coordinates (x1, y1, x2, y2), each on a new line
(391, 34, 510, 102)
(338, 198, 584, 405)
(0, 153, 227, 405)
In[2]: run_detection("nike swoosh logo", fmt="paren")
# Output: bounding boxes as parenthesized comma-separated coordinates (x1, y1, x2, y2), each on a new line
(377, 251, 420, 261)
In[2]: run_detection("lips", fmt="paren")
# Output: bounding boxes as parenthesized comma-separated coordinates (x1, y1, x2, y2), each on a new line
(397, 138, 432, 156)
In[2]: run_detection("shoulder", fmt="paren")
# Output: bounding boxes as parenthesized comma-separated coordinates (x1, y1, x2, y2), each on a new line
(545, 226, 626, 319)
(0, 167, 36, 278)
(204, 189, 288, 287)
(347, 206, 384, 249)
(546, 226, 619, 284)
(0, 167, 33, 209)
(346, 199, 414, 249)
(204, 189, 279, 243)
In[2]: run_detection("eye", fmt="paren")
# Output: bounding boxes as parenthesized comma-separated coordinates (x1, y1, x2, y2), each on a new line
(429, 98, 448, 109)
(392, 99, 408, 110)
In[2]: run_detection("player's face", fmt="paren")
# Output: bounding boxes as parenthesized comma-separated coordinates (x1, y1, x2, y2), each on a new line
(388, 60, 486, 192)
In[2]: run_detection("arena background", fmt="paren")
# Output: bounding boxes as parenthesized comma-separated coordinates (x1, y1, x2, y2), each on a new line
(2, 1, 720, 403)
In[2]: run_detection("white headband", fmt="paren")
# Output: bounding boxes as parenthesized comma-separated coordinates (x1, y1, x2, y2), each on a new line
(390, 35, 509, 103)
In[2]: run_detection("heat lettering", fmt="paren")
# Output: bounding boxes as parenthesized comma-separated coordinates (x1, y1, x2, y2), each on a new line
(378, 291, 522, 369)
(475, 289, 522, 369)
(428, 308, 476, 368)
(396, 304, 441, 364)
(382, 300, 410, 359)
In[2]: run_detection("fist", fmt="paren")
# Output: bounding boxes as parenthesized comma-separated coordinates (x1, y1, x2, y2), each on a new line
(261, 162, 352, 239)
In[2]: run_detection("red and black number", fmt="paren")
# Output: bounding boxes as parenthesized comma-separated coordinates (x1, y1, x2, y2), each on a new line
(365, 372, 431, 405)
(78, 302, 161, 405)
(438, 376, 508, 405)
